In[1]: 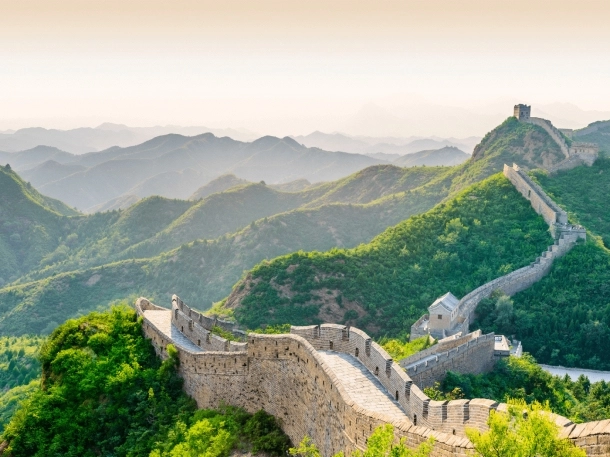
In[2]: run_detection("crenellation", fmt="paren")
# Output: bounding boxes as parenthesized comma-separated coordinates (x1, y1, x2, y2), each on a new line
(135, 296, 609, 456)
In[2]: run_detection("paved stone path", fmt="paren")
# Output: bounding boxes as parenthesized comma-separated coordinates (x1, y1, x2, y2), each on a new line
(144, 310, 408, 421)
(317, 350, 407, 421)
(143, 310, 203, 353)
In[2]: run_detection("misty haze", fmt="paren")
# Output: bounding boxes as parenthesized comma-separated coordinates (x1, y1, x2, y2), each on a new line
(1, 2, 610, 457)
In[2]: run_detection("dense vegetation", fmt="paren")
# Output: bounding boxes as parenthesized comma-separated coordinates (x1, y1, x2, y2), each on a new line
(0, 167, 452, 336)
(380, 336, 434, 361)
(0, 381, 37, 433)
(0, 116, 563, 338)
(531, 154, 610, 246)
(226, 174, 551, 335)
(428, 355, 610, 423)
(290, 425, 434, 457)
(467, 400, 585, 457)
(0, 335, 42, 389)
(468, 157, 610, 369)
(150, 407, 290, 457)
(1, 307, 290, 457)
(0, 165, 76, 283)
(497, 239, 610, 369)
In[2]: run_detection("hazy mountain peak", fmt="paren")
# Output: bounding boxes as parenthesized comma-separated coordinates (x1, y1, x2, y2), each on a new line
(95, 122, 131, 131)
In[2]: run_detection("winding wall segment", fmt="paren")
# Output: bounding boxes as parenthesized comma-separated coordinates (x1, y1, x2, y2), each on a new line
(136, 297, 610, 455)
(525, 117, 571, 158)
(453, 166, 582, 325)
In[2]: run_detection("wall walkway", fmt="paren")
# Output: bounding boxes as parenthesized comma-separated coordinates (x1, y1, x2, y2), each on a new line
(135, 297, 610, 456)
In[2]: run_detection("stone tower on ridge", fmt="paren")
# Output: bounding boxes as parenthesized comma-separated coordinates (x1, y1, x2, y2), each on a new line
(514, 104, 531, 120)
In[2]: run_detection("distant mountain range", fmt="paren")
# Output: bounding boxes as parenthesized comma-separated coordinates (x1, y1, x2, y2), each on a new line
(0, 134, 384, 211)
(291, 131, 479, 155)
(0, 113, 583, 337)
(0, 124, 258, 154)
(393, 146, 470, 167)
(0, 133, 473, 212)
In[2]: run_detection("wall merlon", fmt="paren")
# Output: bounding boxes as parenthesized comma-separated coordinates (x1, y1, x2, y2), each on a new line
(136, 296, 609, 456)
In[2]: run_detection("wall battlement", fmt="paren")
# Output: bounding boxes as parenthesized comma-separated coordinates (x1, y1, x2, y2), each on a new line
(519, 111, 599, 172)
(135, 297, 610, 456)
(401, 332, 495, 389)
(412, 164, 585, 344)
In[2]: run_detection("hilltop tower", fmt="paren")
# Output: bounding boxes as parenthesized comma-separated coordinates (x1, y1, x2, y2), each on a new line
(514, 104, 531, 120)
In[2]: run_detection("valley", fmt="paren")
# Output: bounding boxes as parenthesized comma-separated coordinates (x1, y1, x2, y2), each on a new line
(1, 110, 610, 456)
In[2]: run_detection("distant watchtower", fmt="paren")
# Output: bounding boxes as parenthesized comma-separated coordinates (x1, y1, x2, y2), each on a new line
(514, 104, 531, 120)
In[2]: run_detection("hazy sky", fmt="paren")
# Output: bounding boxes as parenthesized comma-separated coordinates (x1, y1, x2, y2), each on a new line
(2, 0, 610, 137)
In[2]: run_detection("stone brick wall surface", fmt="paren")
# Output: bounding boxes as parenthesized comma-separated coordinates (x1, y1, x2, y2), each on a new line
(136, 298, 610, 455)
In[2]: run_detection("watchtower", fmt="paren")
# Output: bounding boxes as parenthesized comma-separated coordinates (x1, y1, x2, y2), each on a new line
(514, 104, 531, 120)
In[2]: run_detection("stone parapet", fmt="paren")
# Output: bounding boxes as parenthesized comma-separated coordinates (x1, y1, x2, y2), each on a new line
(504, 163, 568, 225)
(402, 333, 496, 390)
(135, 298, 609, 456)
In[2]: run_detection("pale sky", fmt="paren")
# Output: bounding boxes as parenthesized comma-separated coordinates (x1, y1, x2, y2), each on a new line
(2, 0, 610, 137)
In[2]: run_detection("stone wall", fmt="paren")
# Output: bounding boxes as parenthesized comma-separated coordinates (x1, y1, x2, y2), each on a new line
(136, 298, 610, 456)
(289, 324, 500, 437)
(172, 295, 247, 351)
(447, 165, 583, 325)
(525, 117, 571, 159)
(137, 298, 478, 456)
(503, 163, 568, 225)
(401, 333, 496, 390)
(402, 331, 482, 369)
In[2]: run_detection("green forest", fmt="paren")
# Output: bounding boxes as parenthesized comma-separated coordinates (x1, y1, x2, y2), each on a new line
(228, 173, 552, 335)
(1, 307, 290, 457)
(428, 354, 610, 424)
(2, 114, 610, 446)
(472, 156, 610, 369)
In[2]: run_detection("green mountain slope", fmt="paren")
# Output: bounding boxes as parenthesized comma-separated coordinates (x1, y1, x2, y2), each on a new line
(393, 146, 469, 167)
(0, 115, 574, 335)
(446, 117, 566, 194)
(0, 177, 448, 335)
(223, 174, 552, 335)
(301, 165, 450, 208)
(0, 165, 79, 283)
(473, 155, 610, 370)
(116, 182, 327, 260)
(21, 165, 450, 283)
(530, 155, 610, 246)
(498, 240, 610, 370)
(570, 120, 610, 153)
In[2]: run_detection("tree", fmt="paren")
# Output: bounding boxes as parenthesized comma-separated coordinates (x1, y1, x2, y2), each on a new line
(494, 295, 514, 334)
(289, 436, 321, 457)
(289, 425, 433, 457)
(466, 400, 586, 457)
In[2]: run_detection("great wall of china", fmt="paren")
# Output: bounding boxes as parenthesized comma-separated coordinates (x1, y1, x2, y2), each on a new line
(411, 162, 586, 341)
(514, 104, 599, 173)
(134, 109, 609, 455)
(136, 295, 610, 457)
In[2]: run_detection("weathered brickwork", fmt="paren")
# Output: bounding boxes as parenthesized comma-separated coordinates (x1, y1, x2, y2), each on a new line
(402, 333, 495, 389)
(503, 163, 568, 225)
(135, 298, 610, 456)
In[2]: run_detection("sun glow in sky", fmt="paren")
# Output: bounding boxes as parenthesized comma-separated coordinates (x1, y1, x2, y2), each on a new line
(2, 0, 610, 136)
